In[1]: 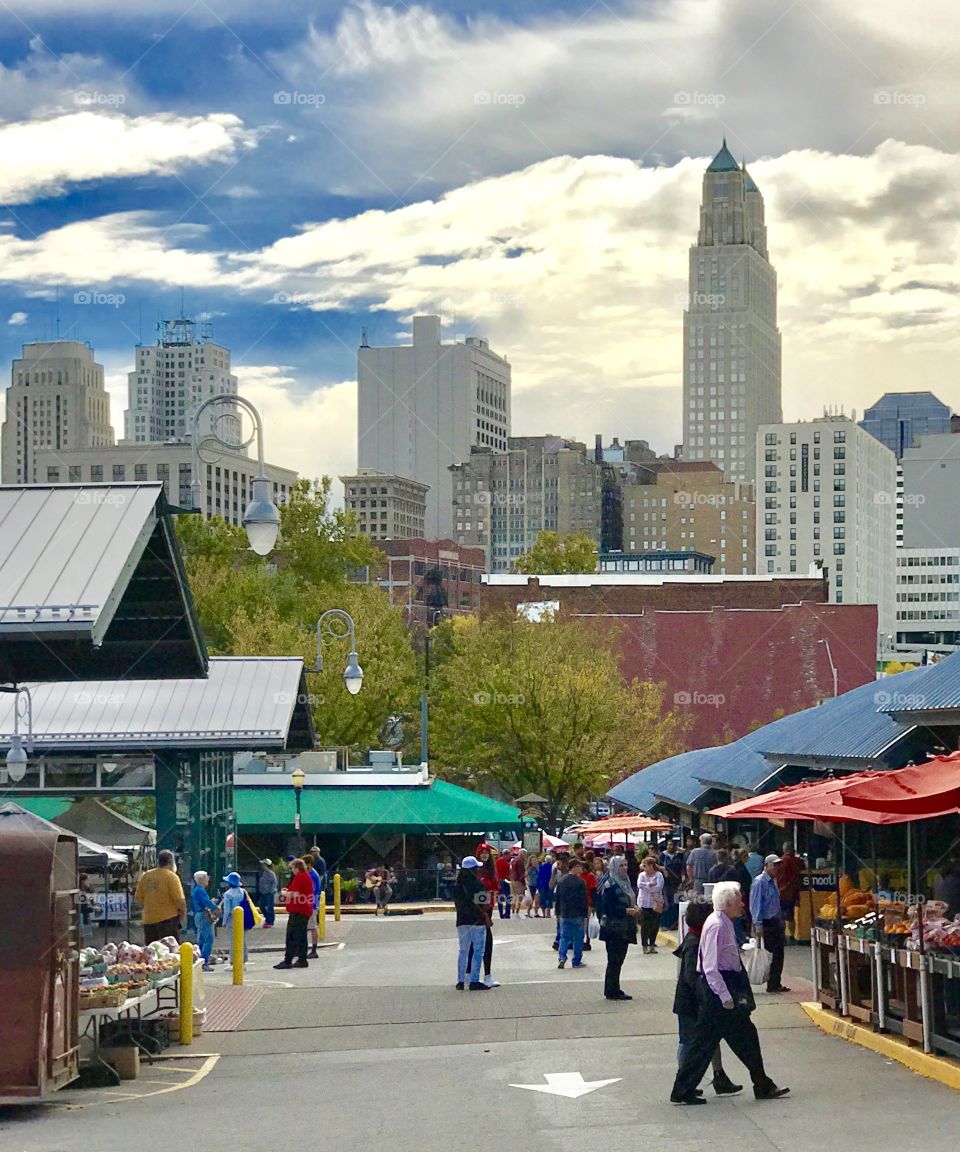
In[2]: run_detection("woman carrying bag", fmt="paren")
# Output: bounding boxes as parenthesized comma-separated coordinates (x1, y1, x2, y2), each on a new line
(636, 856, 665, 954)
(596, 855, 639, 1001)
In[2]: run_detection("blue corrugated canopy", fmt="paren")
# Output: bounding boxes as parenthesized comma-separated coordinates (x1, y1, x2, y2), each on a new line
(610, 747, 721, 813)
(878, 651, 960, 716)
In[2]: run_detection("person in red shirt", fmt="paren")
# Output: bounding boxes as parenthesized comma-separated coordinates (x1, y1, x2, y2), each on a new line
(776, 843, 805, 943)
(581, 854, 599, 951)
(469, 844, 501, 987)
(275, 859, 314, 969)
(494, 848, 513, 919)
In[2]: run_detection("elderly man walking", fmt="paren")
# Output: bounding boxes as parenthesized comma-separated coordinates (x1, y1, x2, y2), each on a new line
(670, 881, 789, 1105)
(750, 854, 790, 993)
(686, 833, 718, 895)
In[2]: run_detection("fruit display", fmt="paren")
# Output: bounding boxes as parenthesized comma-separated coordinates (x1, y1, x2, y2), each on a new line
(78, 939, 201, 1010)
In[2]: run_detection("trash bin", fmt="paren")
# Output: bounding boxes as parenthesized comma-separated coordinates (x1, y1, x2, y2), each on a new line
(0, 827, 80, 1098)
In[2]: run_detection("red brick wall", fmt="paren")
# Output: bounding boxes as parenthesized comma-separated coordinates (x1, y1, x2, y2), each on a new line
(479, 577, 876, 750)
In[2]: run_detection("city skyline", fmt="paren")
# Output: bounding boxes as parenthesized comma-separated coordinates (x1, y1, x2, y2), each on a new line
(0, 3, 957, 495)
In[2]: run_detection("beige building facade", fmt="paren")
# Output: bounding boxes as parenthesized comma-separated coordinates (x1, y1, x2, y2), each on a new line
(450, 436, 602, 572)
(35, 441, 297, 526)
(1, 340, 115, 483)
(621, 461, 756, 574)
(341, 470, 428, 540)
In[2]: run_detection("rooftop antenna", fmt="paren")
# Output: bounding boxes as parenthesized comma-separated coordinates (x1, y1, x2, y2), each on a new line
(360, 325, 369, 348)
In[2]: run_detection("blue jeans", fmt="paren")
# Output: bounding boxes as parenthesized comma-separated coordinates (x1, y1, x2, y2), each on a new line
(195, 913, 214, 964)
(259, 893, 276, 926)
(498, 881, 512, 918)
(458, 924, 486, 984)
(559, 917, 585, 965)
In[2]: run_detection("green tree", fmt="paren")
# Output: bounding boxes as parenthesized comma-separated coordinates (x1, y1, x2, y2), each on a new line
(514, 531, 598, 574)
(175, 477, 418, 756)
(429, 612, 687, 832)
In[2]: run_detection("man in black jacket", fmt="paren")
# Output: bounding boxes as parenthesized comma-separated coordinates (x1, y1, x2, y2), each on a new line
(454, 856, 491, 990)
(555, 859, 588, 969)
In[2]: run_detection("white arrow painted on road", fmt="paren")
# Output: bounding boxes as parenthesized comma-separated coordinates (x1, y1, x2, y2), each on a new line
(509, 1073, 622, 1099)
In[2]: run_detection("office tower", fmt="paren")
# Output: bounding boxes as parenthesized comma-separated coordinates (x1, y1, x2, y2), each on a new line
(357, 315, 511, 539)
(860, 392, 952, 459)
(683, 140, 782, 484)
(341, 470, 429, 540)
(1, 340, 114, 483)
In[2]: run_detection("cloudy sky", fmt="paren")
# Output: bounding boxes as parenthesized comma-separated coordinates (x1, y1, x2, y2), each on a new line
(0, 0, 958, 494)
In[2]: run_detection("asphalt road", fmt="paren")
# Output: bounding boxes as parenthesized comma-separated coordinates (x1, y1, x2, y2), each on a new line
(3, 914, 956, 1150)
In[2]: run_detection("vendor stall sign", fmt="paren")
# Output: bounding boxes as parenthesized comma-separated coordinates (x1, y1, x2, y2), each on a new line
(802, 871, 838, 891)
(83, 892, 129, 921)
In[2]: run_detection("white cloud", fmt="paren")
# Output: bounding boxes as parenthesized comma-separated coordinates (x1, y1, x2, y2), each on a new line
(0, 112, 253, 204)
(7, 312, 27, 326)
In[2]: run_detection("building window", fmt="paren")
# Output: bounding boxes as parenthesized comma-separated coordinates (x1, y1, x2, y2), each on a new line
(47, 467, 60, 483)
(113, 464, 126, 481)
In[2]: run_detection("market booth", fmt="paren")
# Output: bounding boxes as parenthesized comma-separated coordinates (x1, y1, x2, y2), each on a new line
(709, 753, 960, 1059)
(0, 824, 80, 1099)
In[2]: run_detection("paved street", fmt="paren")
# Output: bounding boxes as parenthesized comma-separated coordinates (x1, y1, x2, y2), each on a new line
(2, 914, 957, 1150)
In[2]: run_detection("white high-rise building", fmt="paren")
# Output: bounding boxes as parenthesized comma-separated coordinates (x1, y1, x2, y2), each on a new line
(124, 316, 240, 446)
(1, 340, 115, 483)
(684, 140, 782, 484)
(756, 414, 897, 638)
(357, 315, 511, 539)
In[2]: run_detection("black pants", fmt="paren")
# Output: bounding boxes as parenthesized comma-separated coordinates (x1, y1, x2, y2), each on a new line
(604, 936, 630, 996)
(467, 924, 494, 977)
(639, 908, 661, 948)
(760, 917, 785, 990)
(672, 1003, 772, 1099)
(285, 913, 309, 963)
(144, 917, 181, 945)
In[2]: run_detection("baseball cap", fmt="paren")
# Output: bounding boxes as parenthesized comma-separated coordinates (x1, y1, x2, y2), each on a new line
(764, 854, 781, 866)
(461, 855, 481, 869)
(260, 858, 273, 866)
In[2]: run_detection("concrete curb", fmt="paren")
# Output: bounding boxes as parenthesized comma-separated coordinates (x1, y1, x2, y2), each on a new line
(801, 1002, 960, 1091)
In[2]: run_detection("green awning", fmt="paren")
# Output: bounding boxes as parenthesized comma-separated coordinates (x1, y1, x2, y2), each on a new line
(10, 796, 74, 821)
(234, 779, 522, 834)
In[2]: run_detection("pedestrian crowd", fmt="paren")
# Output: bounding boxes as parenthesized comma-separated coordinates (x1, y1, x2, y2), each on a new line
(452, 833, 797, 1104)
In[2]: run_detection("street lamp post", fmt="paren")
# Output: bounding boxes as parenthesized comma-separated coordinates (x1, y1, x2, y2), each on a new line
(314, 609, 363, 696)
(291, 767, 305, 834)
(190, 393, 280, 556)
(819, 638, 839, 698)
(420, 608, 442, 767)
(3, 685, 33, 784)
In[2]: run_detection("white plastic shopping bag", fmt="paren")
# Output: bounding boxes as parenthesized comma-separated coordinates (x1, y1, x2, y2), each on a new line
(741, 936, 772, 986)
(587, 913, 601, 940)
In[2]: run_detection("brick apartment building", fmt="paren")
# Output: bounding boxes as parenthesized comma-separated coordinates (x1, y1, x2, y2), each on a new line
(353, 538, 487, 624)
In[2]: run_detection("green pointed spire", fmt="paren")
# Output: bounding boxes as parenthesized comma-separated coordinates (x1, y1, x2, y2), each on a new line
(707, 139, 740, 173)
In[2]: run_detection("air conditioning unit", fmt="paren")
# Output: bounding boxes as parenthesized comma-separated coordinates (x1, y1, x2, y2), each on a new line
(368, 750, 403, 770)
(298, 750, 339, 774)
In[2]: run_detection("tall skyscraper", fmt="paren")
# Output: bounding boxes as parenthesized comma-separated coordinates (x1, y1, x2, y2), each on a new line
(1, 340, 114, 483)
(124, 316, 240, 446)
(357, 315, 511, 539)
(683, 140, 782, 484)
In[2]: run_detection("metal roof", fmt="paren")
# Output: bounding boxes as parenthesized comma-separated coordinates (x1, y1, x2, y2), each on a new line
(609, 747, 718, 812)
(0, 483, 206, 681)
(878, 652, 960, 717)
(0, 657, 315, 751)
(0, 801, 127, 865)
(759, 669, 926, 762)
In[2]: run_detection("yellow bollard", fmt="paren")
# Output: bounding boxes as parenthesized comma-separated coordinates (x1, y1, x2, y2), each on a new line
(318, 890, 327, 942)
(232, 905, 244, 986)
(334, 873, 341, 922)
(179, 942, 194, 1045)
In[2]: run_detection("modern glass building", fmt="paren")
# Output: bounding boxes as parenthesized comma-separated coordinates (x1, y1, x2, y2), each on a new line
(859, 392, 951, 459)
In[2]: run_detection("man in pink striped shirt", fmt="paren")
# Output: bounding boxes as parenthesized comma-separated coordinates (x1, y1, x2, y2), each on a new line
(670, 881, 789, 1105)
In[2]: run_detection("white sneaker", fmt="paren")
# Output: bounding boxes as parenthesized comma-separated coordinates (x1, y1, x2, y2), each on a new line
(484, 976, 501, 988)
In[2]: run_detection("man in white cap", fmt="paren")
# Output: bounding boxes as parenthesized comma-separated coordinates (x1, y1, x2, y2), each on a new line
(749, 855, 790, 993)
(454, 856, 491, 990)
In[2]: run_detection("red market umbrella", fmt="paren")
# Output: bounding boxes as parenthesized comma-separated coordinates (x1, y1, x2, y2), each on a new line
(838, 752, 960, 817)
(707, 773, 881, 822)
